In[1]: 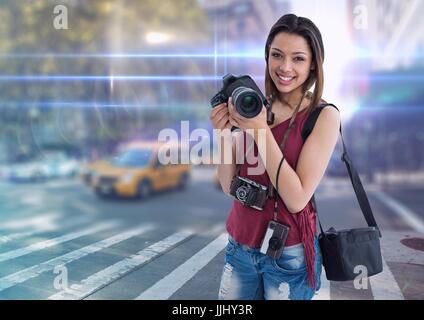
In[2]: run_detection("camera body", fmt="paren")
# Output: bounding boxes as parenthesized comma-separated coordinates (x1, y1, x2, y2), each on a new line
(260, 220, 290, 259)
(211, 74, 274, 127)
(229, 176, 268, 210)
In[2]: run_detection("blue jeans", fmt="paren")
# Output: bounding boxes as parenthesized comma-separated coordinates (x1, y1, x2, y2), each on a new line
(218, 235, 322, 300)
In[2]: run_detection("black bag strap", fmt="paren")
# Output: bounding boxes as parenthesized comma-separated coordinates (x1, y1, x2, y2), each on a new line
(303, 103, 381, 237)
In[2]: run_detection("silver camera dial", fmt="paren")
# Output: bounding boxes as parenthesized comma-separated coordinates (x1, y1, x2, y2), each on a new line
(236, 185, 249, 202)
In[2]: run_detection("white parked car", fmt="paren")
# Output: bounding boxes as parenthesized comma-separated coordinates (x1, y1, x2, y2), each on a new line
(8, 159, 49, 182)
(40, 151, 79, 178)
(8, 151, 79, 182)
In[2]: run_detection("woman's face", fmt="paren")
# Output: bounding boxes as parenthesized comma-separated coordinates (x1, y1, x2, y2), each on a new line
(268, 32, 313, 96)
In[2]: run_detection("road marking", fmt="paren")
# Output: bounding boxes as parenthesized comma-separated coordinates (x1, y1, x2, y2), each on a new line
(373, 191, 424, 233)
(0, 220, 117, 263)
(135, 232, 228, 300)
(21, 193, 47, 206)
(2, 188, 49, 206)
(0, 213, 59, 231)
(70, 200, 98, 215)
(313, 268, 331, 300)
(0, 216, 93, 245)
(45, 179, 79, 189)
(0, 187, 32, 199)
(0, 224, 154, 292)
(48, 230, 194, 300)
(369, 257, 404, 300)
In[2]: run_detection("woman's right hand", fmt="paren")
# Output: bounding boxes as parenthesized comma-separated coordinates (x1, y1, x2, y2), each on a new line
(210, 103, 232, 130)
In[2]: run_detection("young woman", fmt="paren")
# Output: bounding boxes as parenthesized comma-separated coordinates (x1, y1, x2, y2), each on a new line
(210, 14, 340, 300)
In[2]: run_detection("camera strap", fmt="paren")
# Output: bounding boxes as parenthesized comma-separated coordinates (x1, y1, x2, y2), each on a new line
(269, 92, 306, 220)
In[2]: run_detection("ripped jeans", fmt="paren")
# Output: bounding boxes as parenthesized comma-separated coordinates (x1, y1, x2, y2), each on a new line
(218, 235, 322, 300)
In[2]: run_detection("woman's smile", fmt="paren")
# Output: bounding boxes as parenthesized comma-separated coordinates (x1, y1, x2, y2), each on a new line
(276, 73, 296, 86)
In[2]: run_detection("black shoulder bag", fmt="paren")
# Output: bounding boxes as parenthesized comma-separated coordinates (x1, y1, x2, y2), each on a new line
(302, 103, 383, 281)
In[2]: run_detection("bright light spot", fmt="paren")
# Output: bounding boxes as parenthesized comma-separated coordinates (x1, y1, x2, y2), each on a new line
(338, 98, 359, 123)
(110, 74, 114, 92)
(145, 32, 170, 44)
(291, 0, 360, 121)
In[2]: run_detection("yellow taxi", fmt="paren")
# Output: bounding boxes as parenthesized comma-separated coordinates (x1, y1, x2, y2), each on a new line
(91, 141, 191, 198)
(79, 159, 110, 186)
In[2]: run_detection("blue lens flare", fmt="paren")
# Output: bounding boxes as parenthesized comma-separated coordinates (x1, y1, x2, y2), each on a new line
(0, 52, 264, 59)
(0, 75, 229, 81)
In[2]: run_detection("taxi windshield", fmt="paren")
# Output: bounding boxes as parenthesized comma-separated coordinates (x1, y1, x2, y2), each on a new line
(112, 149, 152, 168)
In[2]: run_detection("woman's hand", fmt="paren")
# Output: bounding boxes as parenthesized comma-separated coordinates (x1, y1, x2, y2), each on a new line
(210, 103, 232, 130)
(227, 97, 268, 134)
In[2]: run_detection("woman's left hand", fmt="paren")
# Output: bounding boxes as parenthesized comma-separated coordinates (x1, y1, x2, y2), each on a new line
(227, 97, 268, 134)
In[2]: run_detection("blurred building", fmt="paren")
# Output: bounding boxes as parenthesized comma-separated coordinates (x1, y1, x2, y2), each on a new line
(198, 0, 290, 45)
(197, 0, 291, 81)
(347, 0, 424, 70)
(343, 0, 424, 98)
(344, 0, 424, 178)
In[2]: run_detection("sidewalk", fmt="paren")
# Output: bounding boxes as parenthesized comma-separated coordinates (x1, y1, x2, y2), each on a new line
(379, 230, 424, 300)
(195, 167, 424, 299)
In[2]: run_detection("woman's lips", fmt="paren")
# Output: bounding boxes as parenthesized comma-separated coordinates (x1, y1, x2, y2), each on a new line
(276, 74, 295, 86)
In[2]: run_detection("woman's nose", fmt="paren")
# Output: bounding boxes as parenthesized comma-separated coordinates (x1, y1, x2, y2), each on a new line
(279, 59, 292, 72)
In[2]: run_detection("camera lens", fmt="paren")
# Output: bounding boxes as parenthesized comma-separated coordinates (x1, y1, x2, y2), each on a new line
(269, 236, 282, 251)
(242, 96, 255, 109)
(232, 87, 262, 118)
(235, 186, 248, 202)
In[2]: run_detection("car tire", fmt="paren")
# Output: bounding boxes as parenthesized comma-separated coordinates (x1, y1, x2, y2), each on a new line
(138, 180, 152, 199)
(177, 173, 189, 190)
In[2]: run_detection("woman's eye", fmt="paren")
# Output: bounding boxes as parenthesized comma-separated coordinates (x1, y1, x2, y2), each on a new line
(271, 52, 281, 58)
(294, 57, 305, 62)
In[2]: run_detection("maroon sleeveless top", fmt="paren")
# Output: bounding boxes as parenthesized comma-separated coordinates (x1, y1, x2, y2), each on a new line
(226, 106, 318, 287)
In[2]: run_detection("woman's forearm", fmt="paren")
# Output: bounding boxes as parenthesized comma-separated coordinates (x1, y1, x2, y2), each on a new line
(216, 133, 237, 195)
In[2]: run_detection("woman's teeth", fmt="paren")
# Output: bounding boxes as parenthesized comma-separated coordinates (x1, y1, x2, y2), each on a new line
(278, 75, 294, 81)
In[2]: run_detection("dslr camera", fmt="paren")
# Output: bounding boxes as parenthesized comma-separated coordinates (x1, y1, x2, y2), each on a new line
(211, 74, 274, 128)
(229, 176, 268, 210)
(260, 220, 290, 259)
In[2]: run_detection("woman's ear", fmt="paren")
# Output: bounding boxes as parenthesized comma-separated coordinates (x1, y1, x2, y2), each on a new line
(310, 63, 315, 71)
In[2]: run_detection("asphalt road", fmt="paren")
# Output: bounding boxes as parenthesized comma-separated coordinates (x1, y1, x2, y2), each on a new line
(0, 167, 422, 300)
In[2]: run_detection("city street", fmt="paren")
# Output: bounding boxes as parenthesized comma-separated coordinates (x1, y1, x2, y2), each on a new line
(0, 167, 422, 300)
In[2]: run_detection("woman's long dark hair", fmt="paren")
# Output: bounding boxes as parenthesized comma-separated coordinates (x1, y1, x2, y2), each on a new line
(265, 14, 325, 114)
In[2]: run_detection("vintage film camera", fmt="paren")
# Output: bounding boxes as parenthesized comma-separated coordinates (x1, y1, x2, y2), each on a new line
(229, 176, 268, 210)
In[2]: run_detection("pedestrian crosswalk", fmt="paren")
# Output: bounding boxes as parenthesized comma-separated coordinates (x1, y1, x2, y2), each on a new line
(369, 258, 404, 300)
(0, 215, 93, 245)
(0, 216, 409, 300)
(135, 233, 228, 300)
(0, 221, 117, 263)
(0, 223, 153, 292)
(48, 230, 194, 300)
